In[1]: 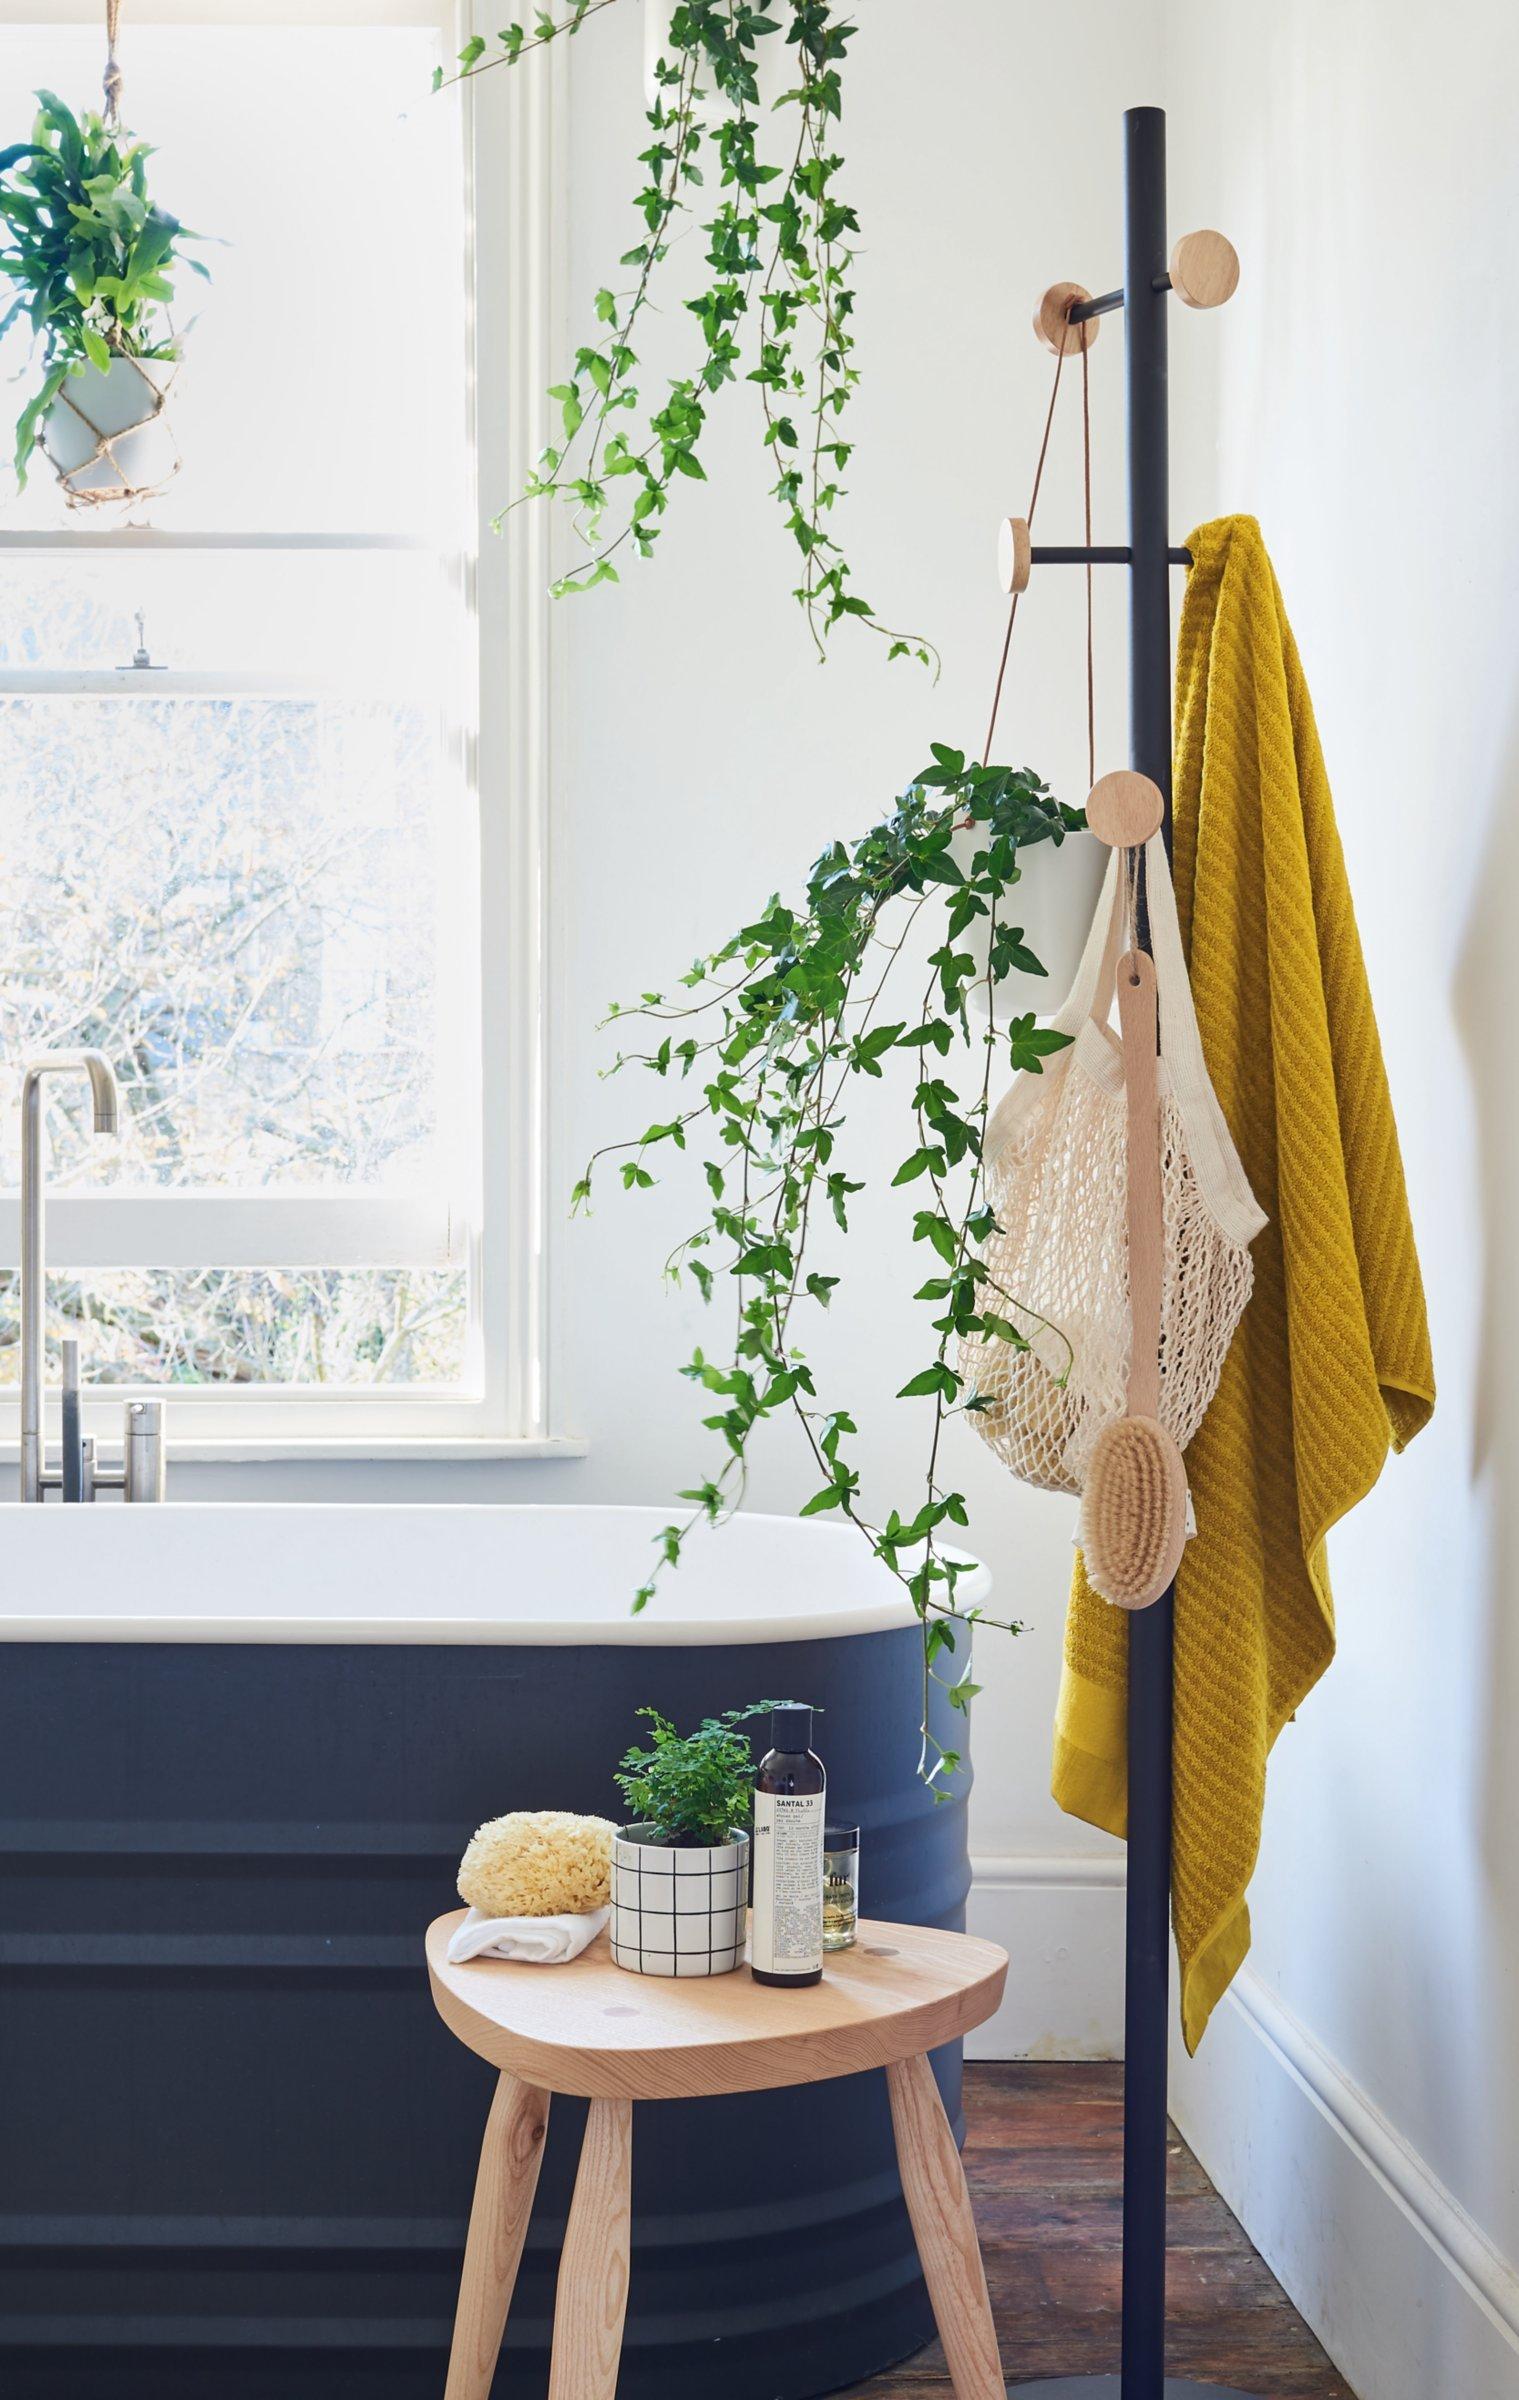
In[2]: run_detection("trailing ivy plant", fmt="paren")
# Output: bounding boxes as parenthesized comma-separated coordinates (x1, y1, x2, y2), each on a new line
(575, 749, 1084, 1787)
(438, 1, 935, 669)
(0, 90, 208, 486)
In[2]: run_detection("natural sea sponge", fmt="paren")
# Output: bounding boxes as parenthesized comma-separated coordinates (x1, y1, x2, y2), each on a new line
(457, 1810, 616, 1917)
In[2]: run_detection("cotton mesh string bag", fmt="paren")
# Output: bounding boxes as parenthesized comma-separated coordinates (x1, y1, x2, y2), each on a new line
(956, 303, 1265, 1499)
(961, 820, 1265, 1496)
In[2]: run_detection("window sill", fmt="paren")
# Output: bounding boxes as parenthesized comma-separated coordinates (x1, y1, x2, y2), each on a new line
(0, 1434, 588, 1467)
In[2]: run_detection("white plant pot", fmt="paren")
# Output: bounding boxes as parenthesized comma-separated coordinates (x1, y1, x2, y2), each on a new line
(610, 1824, 749, 1977)
(953, 824, 1108, 1018)
(41, 352, 181, 506)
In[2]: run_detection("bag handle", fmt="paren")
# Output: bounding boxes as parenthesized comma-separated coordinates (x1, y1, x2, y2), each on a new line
(1050, 843, 1126, 1037)
(982, 844, 1126, 1164)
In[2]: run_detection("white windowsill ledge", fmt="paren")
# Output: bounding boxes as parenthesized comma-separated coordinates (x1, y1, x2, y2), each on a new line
(0, 1435, 589, 1466)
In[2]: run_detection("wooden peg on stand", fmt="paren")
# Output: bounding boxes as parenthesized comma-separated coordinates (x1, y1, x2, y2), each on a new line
(1168, 228, 1240, 309)
(1085, 769, 1165, 849)
(997, 515, 1032, 595)
(1033, 281, 1100, 355)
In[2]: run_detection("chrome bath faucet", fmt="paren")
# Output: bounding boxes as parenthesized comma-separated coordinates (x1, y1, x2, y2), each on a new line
(19, 1051, 166, 1503)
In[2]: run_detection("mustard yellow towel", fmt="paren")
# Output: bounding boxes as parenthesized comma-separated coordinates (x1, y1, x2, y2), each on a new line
(1052, 514, 1435, 2052)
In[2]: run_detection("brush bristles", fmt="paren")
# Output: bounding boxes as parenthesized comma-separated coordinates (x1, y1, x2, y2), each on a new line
(1080, 1415, 1189, 1611)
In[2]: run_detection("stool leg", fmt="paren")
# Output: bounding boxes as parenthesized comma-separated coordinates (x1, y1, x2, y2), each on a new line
(547, 2097, 633, 2400)
(444, 2072, 551, 2400)
(886, 2052, 1005, 2400)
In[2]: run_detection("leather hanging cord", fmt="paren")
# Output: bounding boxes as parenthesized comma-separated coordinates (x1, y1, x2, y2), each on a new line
(980, 306, 1098, 778)
(1081, 336, 1095, 789)
(980, 327, 1070, 767)
(103, 0, 124, 129)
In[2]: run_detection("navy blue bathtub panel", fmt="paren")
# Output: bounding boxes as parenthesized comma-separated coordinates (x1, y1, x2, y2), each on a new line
(0, 1619, 973, 2399)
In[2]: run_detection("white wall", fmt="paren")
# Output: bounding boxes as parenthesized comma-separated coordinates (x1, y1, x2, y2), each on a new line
(1164, 6, 1519, 2393)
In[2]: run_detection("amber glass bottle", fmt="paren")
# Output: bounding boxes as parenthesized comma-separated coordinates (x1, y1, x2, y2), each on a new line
(750, 1704, 826, 1988)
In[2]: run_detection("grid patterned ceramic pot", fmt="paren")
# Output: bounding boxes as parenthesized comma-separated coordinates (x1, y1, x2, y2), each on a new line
(610, 1824, 749, 1977)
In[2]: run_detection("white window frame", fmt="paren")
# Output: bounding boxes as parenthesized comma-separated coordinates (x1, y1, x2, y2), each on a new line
(0, 0, 566, 1460)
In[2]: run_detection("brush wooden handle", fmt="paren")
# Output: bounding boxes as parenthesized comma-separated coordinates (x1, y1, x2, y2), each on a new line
(1116, 947, 1162, 1421)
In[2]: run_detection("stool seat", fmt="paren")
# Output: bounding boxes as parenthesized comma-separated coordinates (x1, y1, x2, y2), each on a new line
(426, 1909, 1007, 2100)
(428, 1912, 1012, 2400)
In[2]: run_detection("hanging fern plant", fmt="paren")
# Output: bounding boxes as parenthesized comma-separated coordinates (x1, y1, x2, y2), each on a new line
(0, 88, 207, 494)
(439, 1, 936, 669)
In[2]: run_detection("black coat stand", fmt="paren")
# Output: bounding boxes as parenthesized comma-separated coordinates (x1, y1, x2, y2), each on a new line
(1012, 107, 1261, 2400)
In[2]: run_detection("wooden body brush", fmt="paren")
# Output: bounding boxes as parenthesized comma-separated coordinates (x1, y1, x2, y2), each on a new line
(1080, 777, 1190, 1609)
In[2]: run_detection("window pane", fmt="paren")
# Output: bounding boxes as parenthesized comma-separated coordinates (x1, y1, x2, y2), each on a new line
(0, 17, 482, 1410)
(0, 550, 453, 687)
(0, 691, 453, 1195)
(0, 1266, 468, 1388)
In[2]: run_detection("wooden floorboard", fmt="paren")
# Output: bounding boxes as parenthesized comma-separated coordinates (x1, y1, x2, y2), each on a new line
(856, 2061, 1357, 2398)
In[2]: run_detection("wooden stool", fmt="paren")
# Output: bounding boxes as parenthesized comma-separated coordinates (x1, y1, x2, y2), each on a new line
(427, 1910, 1010, 2400)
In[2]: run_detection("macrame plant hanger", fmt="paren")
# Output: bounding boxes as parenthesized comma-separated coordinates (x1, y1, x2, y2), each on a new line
(102, 0, 125, 125)
(46, 0, 183, 511)
(988, 108, 1253, 2400)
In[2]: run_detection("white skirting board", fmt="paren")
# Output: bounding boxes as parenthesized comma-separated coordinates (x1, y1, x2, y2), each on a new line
(1167, 1970, 1519, 2400)
(967, 1854, 1519, 2400)
(964, 1851, 1126, 2059)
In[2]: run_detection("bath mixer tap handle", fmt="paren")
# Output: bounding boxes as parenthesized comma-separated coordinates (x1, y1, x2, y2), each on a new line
(61, 1337, 83, 1504)
(123, 1400, 166, 1504)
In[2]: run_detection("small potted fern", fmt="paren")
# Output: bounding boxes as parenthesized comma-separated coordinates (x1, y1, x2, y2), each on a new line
(0, 90, 208, 505)
(609, 1703, 772, 1978)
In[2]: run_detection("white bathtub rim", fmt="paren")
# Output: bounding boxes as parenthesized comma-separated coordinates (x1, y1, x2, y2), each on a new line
(0, 1501, 993, 1645)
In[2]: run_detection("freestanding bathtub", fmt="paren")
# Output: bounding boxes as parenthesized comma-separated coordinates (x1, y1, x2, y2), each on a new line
(0, 1504, 986, 2400)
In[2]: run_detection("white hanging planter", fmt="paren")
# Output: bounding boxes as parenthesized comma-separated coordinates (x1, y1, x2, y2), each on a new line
(954, 824, 1108, 1018)
(609, 1823, 749, 1977)
(41, 351, 182, 510)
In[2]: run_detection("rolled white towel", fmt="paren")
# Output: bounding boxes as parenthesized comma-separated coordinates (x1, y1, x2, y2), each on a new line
(446, 1904, 610, 1966)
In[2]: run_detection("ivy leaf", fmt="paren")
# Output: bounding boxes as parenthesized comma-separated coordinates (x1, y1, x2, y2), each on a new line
(901, 1020, 953, 1055)
(979, 1311, 1031, 1350)
(851, 1020, 905, 1074)
(800, 1484, 845, 1515)
(987, 923, 1047, 980)
(1006, 1015, 1076, 1074)
(892, 1146, 944, 1187)
(912, 1211, 958, 1265)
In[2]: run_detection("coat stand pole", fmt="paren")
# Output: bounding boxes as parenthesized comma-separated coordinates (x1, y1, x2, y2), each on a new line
(1010, 105, 1262, 2400)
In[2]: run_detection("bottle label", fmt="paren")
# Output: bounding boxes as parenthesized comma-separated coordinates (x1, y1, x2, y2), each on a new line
(750, 1791, 826, 1974)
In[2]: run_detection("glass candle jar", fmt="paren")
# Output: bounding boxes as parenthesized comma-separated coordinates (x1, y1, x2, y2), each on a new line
(822, 1824, 859, 1950)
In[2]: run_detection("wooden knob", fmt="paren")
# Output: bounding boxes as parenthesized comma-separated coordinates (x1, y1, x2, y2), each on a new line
(1032, 281, 1098, 356)
(996, 515, 1031, 595)
(1168, 230, 1240, 310)
(1085, 770, 1165, 848)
